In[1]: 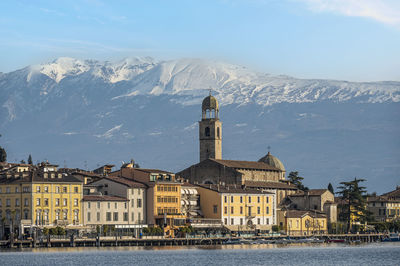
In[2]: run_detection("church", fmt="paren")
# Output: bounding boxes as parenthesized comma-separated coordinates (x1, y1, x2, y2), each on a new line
(177, 94, 298, 205)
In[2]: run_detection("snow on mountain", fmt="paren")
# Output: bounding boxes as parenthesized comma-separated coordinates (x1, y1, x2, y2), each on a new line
(0, 57, 399, 122)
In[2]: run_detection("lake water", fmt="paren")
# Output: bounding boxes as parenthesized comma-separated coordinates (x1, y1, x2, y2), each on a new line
(0, 242, 399, 265)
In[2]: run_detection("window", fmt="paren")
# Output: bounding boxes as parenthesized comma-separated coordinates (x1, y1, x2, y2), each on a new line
(248, 206, 252, 215)
(74, 210, 79, 221)
(74, 187, 78, 193)
(88, 202, 91, 209)
(123, 212, 128, 221)
(63, 211, 68, 220)
(266, 218, 269, 225)
(131, 212, 135, 222)
(97, 212, 100, 221)
(266, 197, 269, 203)
(231, 206, 234, 214)
(108, 203, 110, 209)
(15, 187, 20, 193)
(240, 196, 243, 203)
(213, 205, 218, 214)
(44, 198, 49, 206)
(74, 199, 78, 206)
(55, 211, 60, 220)
(23, 187, 29, 193)
(106, 212, 111, 221)
(240, 218, 243, 225)
(217, 127, 220, 138)
(224, 206, 227, 214)
(88, 212, 91, 222)
(36, 186, 40, 193)
(124, 202, 127, 209)
(240, 206, 243, 214)
(6, 187, 10, 193)
(36, 198, 40, 206)
(56, 199, 60, 206)
(257, 196, 260, 203)
(137, 199, 142, 208)
(205, 127, 210, 137)
(63, 187, 67, 193)
(266, 207, 269, 214)
(231, 218, 234, 225)
(24, 198, 29, 206)
(114, 202, 117, 209)
(6, 199, 11, 207)
(248, 197, 252, 203)
(56, 186, 60, 193)
(15, 198, 20, 207)
(257, 206, 260, 214)
(113, 212, 118, 221)
(224, 218, 227, 225)
(0, 199, 2, 207)
(63, 198, 67, 206)
(224, 196, 227, 203)
(24, 210, 29, 219)
(44, 186, 48, 192)
(0, 188, 2, 193)
(257, 218, 260, 225)
(231, 196, 234, 203)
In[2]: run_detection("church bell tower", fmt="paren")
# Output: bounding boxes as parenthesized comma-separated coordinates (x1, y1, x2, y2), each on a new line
(199, 93, 222, 162)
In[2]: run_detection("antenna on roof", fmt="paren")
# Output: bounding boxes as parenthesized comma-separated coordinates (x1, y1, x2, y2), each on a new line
(209, 87, 212, 96)
(267, 146, 271, 153)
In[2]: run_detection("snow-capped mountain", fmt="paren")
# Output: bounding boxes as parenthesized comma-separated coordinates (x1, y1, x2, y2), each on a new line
(1, 57, 399, 121)
(0, 57, 399, 193)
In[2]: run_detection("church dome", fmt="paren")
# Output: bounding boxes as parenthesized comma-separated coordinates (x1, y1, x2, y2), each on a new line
(258, 152, 285, 171)
(202, 95, 219, 111)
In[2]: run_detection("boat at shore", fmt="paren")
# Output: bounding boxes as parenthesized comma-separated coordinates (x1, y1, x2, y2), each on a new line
(382, 233, 400, 242)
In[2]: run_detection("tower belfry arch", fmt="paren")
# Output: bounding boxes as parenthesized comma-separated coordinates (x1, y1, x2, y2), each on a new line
(199, 92, 222, 162)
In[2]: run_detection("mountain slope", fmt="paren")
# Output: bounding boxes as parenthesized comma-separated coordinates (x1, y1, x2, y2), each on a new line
(0, 57, 399, 193)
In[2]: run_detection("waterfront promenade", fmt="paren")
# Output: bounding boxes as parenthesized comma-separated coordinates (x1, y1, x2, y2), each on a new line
(0, 233, 388, 249)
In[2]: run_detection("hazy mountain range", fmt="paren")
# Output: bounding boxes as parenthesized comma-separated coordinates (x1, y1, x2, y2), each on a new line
(1, 57, 399, 193)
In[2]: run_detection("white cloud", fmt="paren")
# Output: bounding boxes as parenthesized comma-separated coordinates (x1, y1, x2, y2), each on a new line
(298, 0, 400, 27)
(149, 132, 162, 136)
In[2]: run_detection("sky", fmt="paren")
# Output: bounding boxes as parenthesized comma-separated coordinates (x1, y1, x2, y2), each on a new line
(0, 0, 400, 81)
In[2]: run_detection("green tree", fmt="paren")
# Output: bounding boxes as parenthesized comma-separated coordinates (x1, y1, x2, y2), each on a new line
(288, 171, 308, 191)
(336, 178, 372, 233)
(0, 134, 6, 163)
(43, 227, 49, 236)
(28, 154, 33, 165)
(328, 183, 334, 194)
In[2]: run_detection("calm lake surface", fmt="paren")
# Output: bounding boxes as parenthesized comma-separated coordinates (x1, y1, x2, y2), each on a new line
(0, 242, 399, 265)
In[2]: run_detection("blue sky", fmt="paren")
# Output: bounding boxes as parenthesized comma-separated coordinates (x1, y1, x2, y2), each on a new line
(0, 0, 399, 81)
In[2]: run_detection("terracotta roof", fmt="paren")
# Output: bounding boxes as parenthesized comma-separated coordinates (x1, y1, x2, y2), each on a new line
(197, 184, 273, 194)
(83, 195, 128, 201)
(244, 180, 297, 190)
(103, 175, 147, 188)
(381, 187, 400, 199)
(133, 168, 173, 174)
(290, 189, 330, 197)
(210, 159, 281, 171)
(285, 209, 326, 218)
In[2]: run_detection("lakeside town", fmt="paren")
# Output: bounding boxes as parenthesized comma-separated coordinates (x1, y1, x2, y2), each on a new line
(0, 95, 399, 247)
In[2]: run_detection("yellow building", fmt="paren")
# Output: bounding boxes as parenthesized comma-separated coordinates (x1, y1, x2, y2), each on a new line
(197, 184, 276, 232)
(0, 170, 83, 237)
(283, 210, 327, 236)
(113, 167, 184, 237)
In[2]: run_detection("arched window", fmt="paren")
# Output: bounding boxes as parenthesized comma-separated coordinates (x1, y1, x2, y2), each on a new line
(205, 127, 210, 137)
(217, 127, 220, 138)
